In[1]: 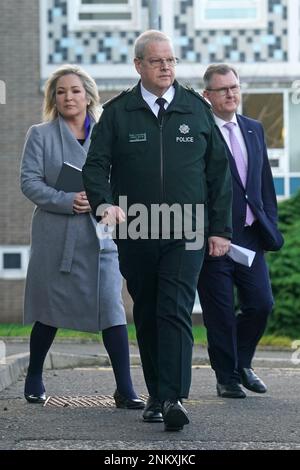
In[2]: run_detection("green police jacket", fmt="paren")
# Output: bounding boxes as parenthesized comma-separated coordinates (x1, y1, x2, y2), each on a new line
(83, 80, 232, 239)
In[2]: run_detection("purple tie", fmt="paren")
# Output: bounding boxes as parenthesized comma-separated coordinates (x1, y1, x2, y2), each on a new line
(224, 122, 255, 226)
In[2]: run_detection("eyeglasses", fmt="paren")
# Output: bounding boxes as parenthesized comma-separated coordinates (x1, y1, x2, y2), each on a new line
(138, 57, 179, 68)
(206, 85, 240, 96)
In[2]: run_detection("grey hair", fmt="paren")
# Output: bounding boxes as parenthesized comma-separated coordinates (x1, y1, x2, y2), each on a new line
(203, 64, 239, 89)
(43, 64, 100, 122)
(134, 29, 174, 58)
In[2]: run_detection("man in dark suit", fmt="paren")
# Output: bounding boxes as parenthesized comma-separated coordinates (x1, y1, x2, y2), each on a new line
(198, 64, 284, 398)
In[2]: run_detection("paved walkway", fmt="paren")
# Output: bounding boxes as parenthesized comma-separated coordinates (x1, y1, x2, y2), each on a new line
(1, 338, 300, 454)
(1, 358, 300, 452)
(0, 337, 296, 393)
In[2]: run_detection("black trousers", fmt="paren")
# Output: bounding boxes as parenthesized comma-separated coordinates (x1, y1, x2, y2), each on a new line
(198, 225, 274, 385)
(117, 238, 204, 401)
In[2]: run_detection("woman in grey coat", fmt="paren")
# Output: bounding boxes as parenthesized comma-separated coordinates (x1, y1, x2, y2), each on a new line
(20, 64, 144, 410)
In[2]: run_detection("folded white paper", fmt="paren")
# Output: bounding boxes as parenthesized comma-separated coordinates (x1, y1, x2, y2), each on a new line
(96, 223, 114, 251)
(227, 243, 256, 267)
(96, 223, 114, 240)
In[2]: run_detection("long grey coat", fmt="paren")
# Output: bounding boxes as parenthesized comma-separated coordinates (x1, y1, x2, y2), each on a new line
(20, 116, 126, 333)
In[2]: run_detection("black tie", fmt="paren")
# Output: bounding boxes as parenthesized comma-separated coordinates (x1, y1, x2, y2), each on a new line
(156, 97, 167, 123)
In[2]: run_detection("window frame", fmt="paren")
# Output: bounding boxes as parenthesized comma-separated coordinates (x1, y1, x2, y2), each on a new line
(0, 246, 29, 280)
(237, 86, 300, 200)
(240, 88, 288, 179)
(67, 0, 142, 31)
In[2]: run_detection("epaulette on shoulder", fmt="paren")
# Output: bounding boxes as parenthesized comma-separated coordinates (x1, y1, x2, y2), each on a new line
(184, 85, 211, 109)
(102, 88, 131, 108)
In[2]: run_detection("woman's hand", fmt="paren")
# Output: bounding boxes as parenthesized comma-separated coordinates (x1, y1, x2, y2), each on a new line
(73, 192, 91, 214)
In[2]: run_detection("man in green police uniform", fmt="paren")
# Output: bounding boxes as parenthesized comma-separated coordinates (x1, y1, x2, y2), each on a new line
(83, 30, 232, 432)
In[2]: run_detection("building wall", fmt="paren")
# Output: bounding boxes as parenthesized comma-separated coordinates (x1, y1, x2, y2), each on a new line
(43, 0, 289, 65)
(0, 0, 42, 243)
(39, 0, 300, 197)
(0, 0, 43, 322)
(41, 0, 297, 84)
(174, 0, 288, 64)
(0, 0, 299, 324)
(0, 281, 26, 323)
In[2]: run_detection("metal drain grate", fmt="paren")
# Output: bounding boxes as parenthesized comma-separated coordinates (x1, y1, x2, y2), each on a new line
(44, 394, 148, 408)
(44, 395, 220, 408)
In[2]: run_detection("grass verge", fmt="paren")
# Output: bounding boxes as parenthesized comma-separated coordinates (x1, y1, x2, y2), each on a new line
(0, 323, 293, 348)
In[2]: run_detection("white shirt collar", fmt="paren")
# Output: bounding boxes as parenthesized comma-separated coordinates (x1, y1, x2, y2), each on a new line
(140, 83, 175, 112)
(213, 113, 238, 128)
(213, 112, 248, 165)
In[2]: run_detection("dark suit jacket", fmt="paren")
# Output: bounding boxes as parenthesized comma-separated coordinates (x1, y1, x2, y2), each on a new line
(222, 114, 283, 251)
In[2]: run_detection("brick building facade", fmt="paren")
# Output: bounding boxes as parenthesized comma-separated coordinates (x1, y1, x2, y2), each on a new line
(0, 0, 42, 322)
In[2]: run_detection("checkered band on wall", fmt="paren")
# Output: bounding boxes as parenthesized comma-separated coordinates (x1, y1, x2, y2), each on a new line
(46, 0, 152, 65)
(174, 0, 289, 64)
(45, 0, 289, 66)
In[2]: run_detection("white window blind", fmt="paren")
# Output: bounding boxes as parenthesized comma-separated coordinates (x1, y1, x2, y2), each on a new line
(67, 0, 141, 31)
(195, 0, 267, 29)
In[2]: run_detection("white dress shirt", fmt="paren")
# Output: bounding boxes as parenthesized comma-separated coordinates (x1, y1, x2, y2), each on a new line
(140, 83, 175, 117)
(214, 114, 256, 226)
(214, 114, 248, 165)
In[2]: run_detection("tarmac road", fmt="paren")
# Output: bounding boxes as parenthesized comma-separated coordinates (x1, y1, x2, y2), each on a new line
(1, 361, 300, 452)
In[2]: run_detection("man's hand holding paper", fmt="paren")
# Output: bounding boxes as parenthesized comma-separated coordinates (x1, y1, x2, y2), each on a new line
(227, 243, 256, 267)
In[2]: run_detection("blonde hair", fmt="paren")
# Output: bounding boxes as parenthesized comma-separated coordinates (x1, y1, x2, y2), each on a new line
(43, 64, 100, 122)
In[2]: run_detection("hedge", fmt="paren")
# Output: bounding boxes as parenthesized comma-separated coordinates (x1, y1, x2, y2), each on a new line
(266, 190, 300, 337)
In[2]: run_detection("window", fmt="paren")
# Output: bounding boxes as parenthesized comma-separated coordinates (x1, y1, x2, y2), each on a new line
(0, 246, 29, 279)
(67, 0, 141, 31)
(242, 92, 284, 172)
(195, 0, 267, 29)
(3, 253, 21, 270)
(0, 340, 6, 365)
(289, 92, 300, 172)
(0, 79, 6, 105)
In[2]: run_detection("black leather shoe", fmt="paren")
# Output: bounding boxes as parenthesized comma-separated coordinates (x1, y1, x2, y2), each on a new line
(217, 382, 246, 398)
(24, 392, 46, 404)
(163, 399, 189, 431)
(239, 368, 267, 393)
(142, 397, 163, 422)
(113, 390, 145, 409)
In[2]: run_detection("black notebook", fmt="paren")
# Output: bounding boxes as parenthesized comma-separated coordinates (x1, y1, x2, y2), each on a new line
(55, 162, 84, 192)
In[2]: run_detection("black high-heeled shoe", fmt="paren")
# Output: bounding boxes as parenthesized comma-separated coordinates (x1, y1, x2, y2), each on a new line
(113, 390, 145, 409)
(24, 375, 46, 404)
(24, 392, 46, 404)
